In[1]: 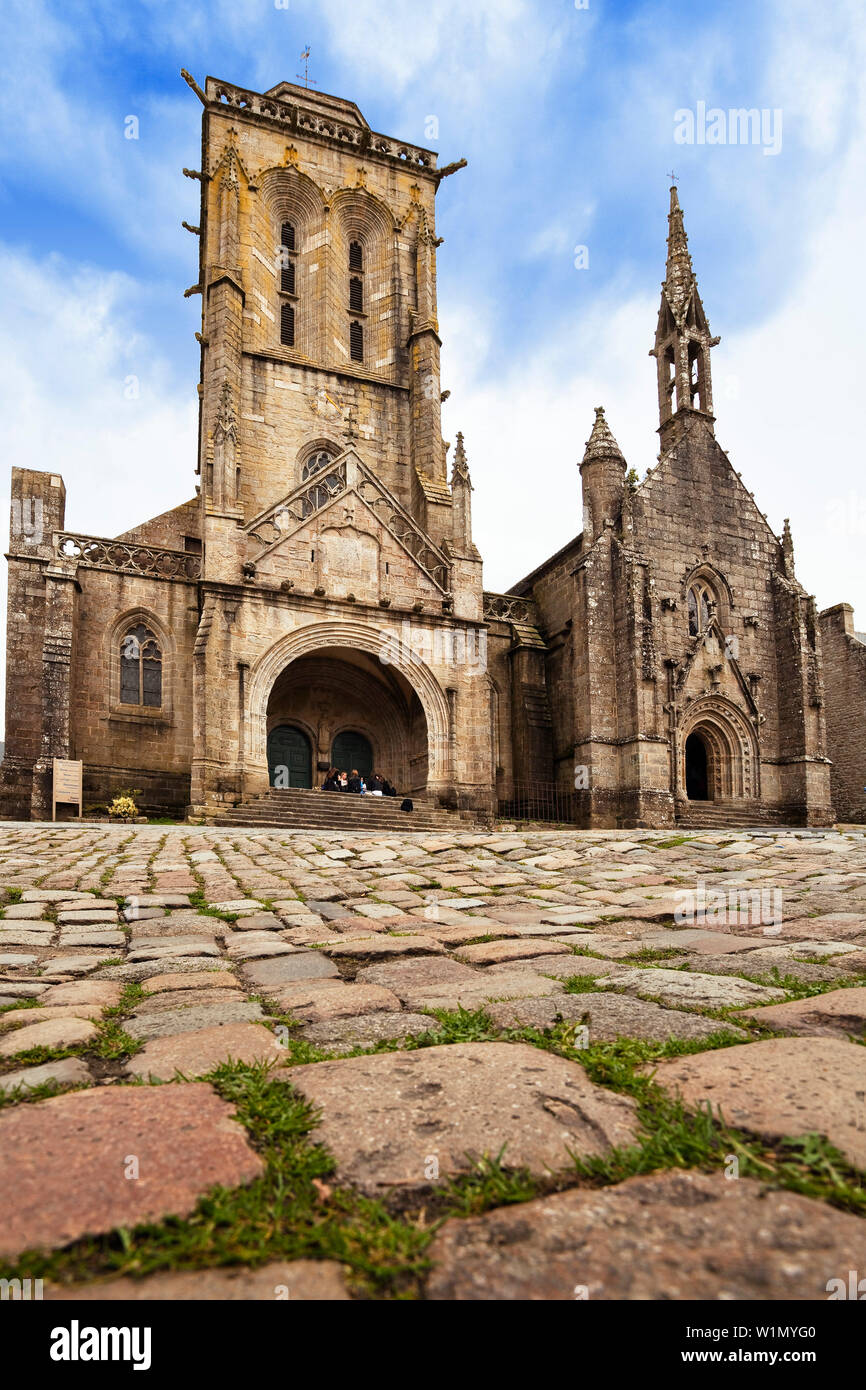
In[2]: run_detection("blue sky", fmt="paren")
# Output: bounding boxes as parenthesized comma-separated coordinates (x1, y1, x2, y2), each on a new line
(1, 0, 865, 732)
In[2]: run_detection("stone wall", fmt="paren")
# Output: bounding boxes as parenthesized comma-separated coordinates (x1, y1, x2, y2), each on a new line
(70, 568, 199, 814)
(819, 604, 866, 822)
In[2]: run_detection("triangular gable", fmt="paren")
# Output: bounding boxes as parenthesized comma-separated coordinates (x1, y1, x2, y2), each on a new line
(677, 617, 758, 717)
(245, 447, 450, 593)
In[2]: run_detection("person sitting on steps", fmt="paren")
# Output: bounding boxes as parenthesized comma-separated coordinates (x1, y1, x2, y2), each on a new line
(368, 772, 384, 796)
(321, 768, 340, 791)
(347, 769, 364, 794)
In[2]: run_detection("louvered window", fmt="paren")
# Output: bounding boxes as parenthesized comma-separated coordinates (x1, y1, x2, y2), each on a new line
(281, 302, 295, 347)
(350, 320, 363, 362)
(349, 276, 363, 312)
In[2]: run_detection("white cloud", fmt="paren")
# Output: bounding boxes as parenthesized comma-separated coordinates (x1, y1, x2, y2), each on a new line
(0, 247, 197, 734)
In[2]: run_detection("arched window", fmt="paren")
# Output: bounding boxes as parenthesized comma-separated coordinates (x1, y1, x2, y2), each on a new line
(350, 320, 364, 362)
(687, 581, 714, 637)
(281, 302, 294, 347)
(301, 448, 337, 482)
(300, 447, 342, 516)
(688, 341, 704, 410)
(349, 240, 363, 271)
(120, 623, 162, 707)
(349, 276, 363, 312)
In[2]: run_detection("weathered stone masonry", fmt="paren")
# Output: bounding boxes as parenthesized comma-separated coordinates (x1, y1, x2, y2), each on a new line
(0, 75, 852, 827)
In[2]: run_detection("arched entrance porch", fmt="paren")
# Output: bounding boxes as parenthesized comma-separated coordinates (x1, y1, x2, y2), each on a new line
(246, 621, 452, 801)
(679, 697, 760, 802)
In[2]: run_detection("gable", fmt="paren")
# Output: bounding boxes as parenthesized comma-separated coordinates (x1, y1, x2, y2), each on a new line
(634, 418, 781, 560)
(251, 486, 445, 606)
(679, 619, 758, 717)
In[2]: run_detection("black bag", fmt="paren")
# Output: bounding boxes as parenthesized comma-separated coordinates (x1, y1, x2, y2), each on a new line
(400, 798, 414, 813)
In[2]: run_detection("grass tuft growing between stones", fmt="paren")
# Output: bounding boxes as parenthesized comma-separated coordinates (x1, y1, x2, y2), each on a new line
(0, 1061, 432, 1298)
(567, 1037, 866, 1217)
(440, 1149, 538, 1216)
(187, 889, 239, 923)
(561, 973, 607, 994)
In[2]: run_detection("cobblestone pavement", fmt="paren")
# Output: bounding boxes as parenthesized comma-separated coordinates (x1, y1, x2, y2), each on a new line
(1, 821, 865, 1300)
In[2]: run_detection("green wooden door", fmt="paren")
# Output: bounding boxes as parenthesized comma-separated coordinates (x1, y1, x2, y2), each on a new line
(331, 730, 373, 779)
(268, 726, 312, 788)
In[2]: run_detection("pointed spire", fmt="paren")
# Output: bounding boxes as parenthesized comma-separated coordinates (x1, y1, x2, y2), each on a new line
(664, 185, 695, 315)
(782, 517, 795, 577)
(579, 407, 626, 543)
(652, 185, 719, 445)
(582, 406, 625, 465)
(451, 430, 471, 484)
(450, 431, 473, 550)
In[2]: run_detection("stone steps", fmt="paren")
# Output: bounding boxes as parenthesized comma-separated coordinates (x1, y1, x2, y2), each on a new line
(675, 799, 784, 830)
(208, 788, 478, 832)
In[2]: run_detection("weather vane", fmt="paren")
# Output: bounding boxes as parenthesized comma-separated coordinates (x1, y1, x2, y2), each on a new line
(667, 169, 678, 185)
(297, 47, 317, 90)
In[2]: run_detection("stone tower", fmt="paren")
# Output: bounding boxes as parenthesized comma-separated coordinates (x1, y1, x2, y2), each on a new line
(0, 72, 501, 822)
(650, 186, 720, 452)
(181, 72, 490, 813)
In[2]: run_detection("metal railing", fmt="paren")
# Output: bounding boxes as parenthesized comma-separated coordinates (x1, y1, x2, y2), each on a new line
(497, 780, 579, 824)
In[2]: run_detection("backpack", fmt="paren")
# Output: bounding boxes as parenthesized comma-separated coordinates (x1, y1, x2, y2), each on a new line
(400, 798, 414, 812)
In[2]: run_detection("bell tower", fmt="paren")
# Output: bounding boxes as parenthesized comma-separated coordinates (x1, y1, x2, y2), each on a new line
(650, 185, 720, 452)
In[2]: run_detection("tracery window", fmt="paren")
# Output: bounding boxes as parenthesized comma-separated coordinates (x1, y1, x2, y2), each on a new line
(120, 624, 162, 707)
(687, 582, 713, 637)
(302, 449, 337, 482)
(300, 448, 342, 515)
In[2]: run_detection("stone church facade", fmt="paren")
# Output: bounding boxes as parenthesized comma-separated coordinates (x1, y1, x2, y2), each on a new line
(0, 74, 842, 827)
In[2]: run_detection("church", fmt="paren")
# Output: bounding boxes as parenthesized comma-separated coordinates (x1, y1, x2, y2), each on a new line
(0, 73, 839, 828)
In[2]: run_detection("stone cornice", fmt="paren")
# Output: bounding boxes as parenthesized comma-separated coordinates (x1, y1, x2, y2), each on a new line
(203, 77, 440, 181)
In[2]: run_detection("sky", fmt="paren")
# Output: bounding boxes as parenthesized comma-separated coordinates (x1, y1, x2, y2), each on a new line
(1, 0, 864, 735)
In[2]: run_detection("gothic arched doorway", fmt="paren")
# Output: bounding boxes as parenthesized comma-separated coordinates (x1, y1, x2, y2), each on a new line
(267, 725, 312, 788)
(332, 730, 373, 778)
(679, 698, 760, 802)
(685, 732, 710, 801)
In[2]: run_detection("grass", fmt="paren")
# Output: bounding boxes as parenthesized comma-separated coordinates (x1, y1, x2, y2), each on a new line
(732, 966, 866, 1001)
(560, 973, 606, 994)
(0, 982, 146, 1076)
(0, 998, 41, 1015)
(567, 1037, 866, 1215)
(624, 946, 686, 963)
(0, 1062, 432, 1297)
(440, 1150, 538, 1216)
(187, 889, 239, 923)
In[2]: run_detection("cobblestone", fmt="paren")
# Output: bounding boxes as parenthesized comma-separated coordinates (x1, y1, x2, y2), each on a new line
(1, 821, 865, 1299)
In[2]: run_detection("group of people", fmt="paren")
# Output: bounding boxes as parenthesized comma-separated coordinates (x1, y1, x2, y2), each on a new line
(321, 768, 398, 797)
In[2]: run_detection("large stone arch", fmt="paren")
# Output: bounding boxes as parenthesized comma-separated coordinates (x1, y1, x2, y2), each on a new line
(245, 620, 452, 792)
(678, 695, 760, 800)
